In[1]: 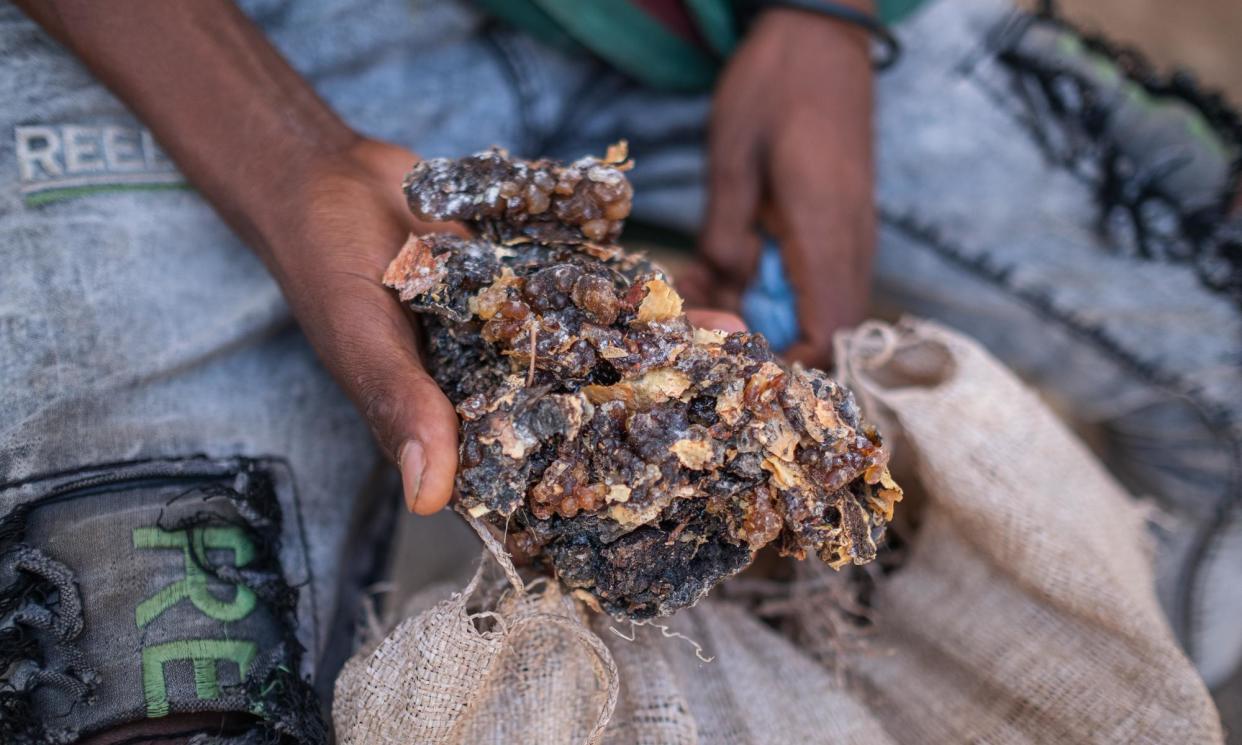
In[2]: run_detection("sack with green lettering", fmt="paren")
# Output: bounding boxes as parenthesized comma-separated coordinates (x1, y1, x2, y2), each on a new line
(333, 319, 1223, 744)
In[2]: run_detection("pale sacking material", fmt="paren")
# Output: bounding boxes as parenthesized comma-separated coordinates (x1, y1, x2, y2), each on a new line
(333, 319, 1222, 745)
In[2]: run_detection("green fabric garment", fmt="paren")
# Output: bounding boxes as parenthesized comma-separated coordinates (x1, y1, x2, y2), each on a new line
(473, 0, 926, 91)
(878, 0, 925, 25)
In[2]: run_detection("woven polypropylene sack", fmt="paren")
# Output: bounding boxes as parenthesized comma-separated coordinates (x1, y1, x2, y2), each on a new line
(333, 318, 1223, 744)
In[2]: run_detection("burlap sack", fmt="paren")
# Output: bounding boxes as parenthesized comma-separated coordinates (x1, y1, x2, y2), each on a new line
(332, 527, 619, 744)
(334, 319, 1223, 744)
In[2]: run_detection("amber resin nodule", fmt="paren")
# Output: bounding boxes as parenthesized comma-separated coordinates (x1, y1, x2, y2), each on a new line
(385, 143, 902, 619)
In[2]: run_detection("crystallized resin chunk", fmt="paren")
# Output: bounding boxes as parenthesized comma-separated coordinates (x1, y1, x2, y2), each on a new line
(403, 143, 633, 246)
(385, 144, 901, 618)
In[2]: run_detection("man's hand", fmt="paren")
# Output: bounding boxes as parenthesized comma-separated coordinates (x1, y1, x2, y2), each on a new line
(16, 0, 759, 517)
(255, 140, 750, 516)
(15, 0, 464, 514)
(267, 139, 464, 514)
(688, 5, 877, 368)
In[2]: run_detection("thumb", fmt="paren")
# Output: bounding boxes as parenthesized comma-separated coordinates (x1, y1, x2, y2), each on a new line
(300, 275, 459, 515)
(358, 345, 460, 516)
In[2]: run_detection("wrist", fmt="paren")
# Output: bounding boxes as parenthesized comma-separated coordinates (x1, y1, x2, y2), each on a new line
(748, 0, 894, 68)
(755, 7, 869, 50)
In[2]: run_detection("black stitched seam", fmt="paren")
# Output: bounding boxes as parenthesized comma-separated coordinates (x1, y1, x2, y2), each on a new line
(979, 11, 1242, 310)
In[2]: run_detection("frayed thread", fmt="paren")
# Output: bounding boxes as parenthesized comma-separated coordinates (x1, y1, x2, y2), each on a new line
(608, 619, 715, 663)
(0, 508, 93, 745)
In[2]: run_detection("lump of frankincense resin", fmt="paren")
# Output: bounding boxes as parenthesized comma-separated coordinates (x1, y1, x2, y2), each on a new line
(384, 143, 902, 619)
(403, 141, 633, 246)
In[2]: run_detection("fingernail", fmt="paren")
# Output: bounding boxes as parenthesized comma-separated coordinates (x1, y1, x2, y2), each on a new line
(398, 440, 425, 512)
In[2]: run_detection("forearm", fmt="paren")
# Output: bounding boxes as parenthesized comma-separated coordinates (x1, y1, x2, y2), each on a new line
(15, 0, 358, 259)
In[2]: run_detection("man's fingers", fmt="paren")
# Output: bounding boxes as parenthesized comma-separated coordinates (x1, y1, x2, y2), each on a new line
(268, 144, 465, 516)
(358, 352, 459, 515)
(699, 127, 763, 287)
(769, 157, 873, 370)
(674, 261, 717, 309)
(780, 241, 867, 370)
(305, 275, 459, 515)
(686, 308, 747, 334)
(783, 341, 834, 370)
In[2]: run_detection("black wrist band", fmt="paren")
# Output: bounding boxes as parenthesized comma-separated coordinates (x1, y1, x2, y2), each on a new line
(748, 0, 902, 70)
